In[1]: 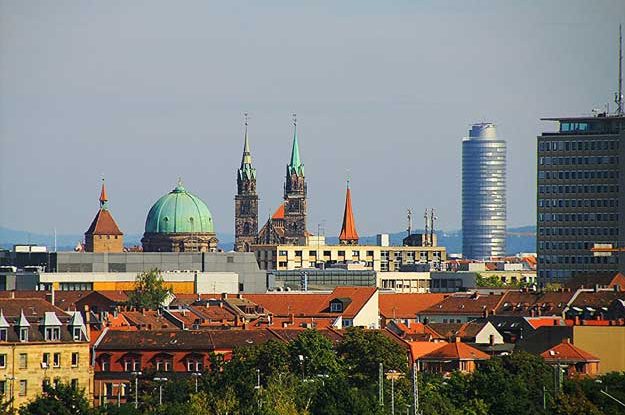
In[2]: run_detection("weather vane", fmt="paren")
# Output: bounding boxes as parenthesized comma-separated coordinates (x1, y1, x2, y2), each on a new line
(244, 112, 249, 126)
(292, 113, 297, 127)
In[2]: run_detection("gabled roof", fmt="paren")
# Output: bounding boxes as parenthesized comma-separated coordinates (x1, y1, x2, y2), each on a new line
(85, 208, 123, 236)
(243, 287, 377, 320)
(541, 339, 599, 363)
(0, 310, 10, 328)
(407, 341, 448, 360)
(43, 311, 63, 326)
(379, 293, 448, 319)
(564, 272, 625, 291)
(0, 298, 69, 320)
(338, 183, 358, 242)
(427, 321, 490, 340)
(420, 340, 490, 361)
(569, 291, 625, 310)
(272, 203, 285, 220)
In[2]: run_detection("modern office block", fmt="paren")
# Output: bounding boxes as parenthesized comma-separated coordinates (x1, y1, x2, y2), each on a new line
(537, 115, 625, 284)
(462, 123, 507, 259)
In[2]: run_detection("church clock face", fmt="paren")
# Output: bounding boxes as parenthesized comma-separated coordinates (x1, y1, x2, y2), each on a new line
(288, 200, 300, 212)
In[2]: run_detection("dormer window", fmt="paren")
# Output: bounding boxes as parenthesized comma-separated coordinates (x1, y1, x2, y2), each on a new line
(19, 328, 28, 342)
(72, 327, 81, 341)
(0, 328, 7, 341)
(330, 302, 343, 313)
(45, 327, 61, 341)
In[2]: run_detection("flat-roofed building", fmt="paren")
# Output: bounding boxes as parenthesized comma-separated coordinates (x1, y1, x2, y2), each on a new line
(537, 114, 625, 284)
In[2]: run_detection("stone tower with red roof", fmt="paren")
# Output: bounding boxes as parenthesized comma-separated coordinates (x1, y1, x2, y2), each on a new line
(84, 180, 124, 252)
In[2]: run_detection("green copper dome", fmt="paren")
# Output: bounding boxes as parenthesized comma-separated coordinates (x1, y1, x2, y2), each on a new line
(145, 183, 214, 234)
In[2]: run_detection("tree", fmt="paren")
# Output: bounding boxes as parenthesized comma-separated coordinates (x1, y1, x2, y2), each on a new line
(19, 380, 93, 415)
(289, 329, 342, 378)
(337, 328, 407, 385)
(127, 269, 172, 310)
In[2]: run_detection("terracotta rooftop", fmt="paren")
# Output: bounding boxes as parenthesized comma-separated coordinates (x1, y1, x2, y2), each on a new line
(427, 321, 489, 340)
(243, 286, 377, 319)
(421, 292, 506, 316)
(272, 203, 285, 220)
(564, 273, 625, 291)
(85, 208, 123, 236)
(420, 340, 491, 361)
(495, 290, 575, 317)
(407, 341, 448, 361)
(0, 298, 69, 320)
(379, 293, 448, 319)
(570, 291, 625, 309)
(541, 339, 599, 363)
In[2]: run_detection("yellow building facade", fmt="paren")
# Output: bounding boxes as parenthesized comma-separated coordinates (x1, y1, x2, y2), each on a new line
(573, 326, 625, 374)
(0, 342, 93, 408)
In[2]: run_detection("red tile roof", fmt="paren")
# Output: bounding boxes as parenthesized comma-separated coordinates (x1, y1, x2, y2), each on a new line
(243, 287, 377, 319)
(420, 340, 490, 361)
(541, 339, 599, 363)
(379, 293, 448, 319)
(272, 204, 285, 220)
(407, 341, 448, 360)
(525, 317, 565, 329)
(85, 209, 123, 236)
(421, 293, 506, 316)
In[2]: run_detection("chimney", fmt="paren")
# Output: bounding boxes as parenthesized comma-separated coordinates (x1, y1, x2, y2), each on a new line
(50, 285, 55, 306)
(574, 315, 580, 326)
(455, 336, 461, 343)
(290, 313, 295, 325)
(222, 293, 228, 300)
(11, 291, 14, 299)
(563, 338, 570, 344)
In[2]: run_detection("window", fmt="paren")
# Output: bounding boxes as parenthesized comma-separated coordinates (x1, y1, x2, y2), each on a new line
(155, 355, 172, 372)
(186, 358, 203, 372)
(0, 328, 6, 341)
(19, 380, 27, 396)
(0, 354, 5, 368)
(20, 328, 28, 342)
(123, 357, 140, 372)
(71, 379, 78, 389)
(42, 353, 50, 368)
(330, 302, 343, 312)
(72, 327, 82, 341)
(19, 353, 27, 369)
(0, 380, 5, 397)
(53, 353, 61, 368)
(343, 319, 353, 327)
(101, 356, 110, 371)
(71, 352, 79, 367)
(45, 327, 61, 341)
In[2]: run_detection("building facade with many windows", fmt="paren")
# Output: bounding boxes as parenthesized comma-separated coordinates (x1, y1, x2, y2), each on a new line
(537, 115, 625, 284)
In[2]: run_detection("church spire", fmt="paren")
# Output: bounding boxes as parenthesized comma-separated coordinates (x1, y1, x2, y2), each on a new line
(287, 114, 304, 176)
(239, 113, 256, 181)
(99, 179, 108, 209)
(339, 178, 359, 245)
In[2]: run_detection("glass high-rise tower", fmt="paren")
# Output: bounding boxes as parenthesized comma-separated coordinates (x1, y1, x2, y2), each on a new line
(462, 123, 507, 259)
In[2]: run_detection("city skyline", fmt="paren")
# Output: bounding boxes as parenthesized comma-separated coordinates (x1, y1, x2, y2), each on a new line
(1, 1, 624, 237)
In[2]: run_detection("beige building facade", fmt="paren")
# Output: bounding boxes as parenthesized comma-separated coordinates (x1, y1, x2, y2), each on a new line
(252, 243, 446, 272)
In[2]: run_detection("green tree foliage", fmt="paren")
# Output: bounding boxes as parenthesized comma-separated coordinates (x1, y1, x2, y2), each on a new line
(337, 328, 407, 385)
(289, 329, 341, 377)
(127, 269, 172, 310)
(19, 380, 93, 415)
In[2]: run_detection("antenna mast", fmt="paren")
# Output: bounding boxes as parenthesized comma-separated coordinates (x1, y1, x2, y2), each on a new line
(407, 209, 413, 237)
(617, 24, 623, 115)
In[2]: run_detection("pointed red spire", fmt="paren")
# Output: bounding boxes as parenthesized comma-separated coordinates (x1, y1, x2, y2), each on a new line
(99, 179, 108, 208)
(339, 180, 359, 244)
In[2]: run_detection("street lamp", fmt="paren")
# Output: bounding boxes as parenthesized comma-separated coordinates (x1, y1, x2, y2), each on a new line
(298, 355, 305, 381)
(386, 370, 401, 415)
(131, 371, 142, 409)
(153, 377, 168, 406)
(254, 369, 261, 390)
(191, 372, 202, 393)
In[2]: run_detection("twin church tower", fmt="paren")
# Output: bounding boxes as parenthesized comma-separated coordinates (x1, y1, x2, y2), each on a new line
(234, 115, 309, 252)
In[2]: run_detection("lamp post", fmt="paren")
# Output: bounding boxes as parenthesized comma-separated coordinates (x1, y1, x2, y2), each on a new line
(386, 370, 401, 415)
(298, 355, 305, 381)
(191, 372, 201, 393)
(131, 371, 142, 409)
(254, 369, 261, 390)
(153, 377, 168, 406)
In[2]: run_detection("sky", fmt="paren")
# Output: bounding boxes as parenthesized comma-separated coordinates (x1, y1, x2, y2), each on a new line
(1, 0, 624, 238)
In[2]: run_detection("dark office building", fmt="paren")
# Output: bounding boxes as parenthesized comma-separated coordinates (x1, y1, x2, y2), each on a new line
(537, 115, 625, 284)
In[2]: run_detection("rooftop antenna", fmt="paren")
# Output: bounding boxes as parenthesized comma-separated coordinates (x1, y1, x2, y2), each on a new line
(407, 209, 413, 238)
(430, 208, 437, 247)
(616, 24, 623, 115)
(423, 209, 429, 243)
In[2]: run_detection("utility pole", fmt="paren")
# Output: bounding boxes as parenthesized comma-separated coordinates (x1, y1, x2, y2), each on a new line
(378, 363, 384, 407)
(413, 361, 419, 415)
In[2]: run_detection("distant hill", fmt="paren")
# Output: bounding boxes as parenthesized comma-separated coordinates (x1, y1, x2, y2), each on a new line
(1, 226, 534, 255)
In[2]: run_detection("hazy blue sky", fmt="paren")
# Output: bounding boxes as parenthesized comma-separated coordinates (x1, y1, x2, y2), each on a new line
(1, 0, 623, 238)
